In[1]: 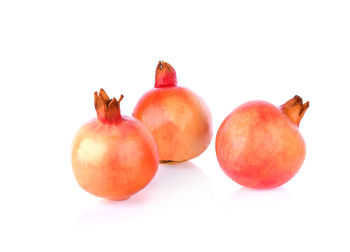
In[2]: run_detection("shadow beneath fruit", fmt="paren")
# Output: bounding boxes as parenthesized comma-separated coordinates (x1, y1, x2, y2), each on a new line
(217, 187, 298, 231)
(142, 161, 212, 202)
(77, 161, 211, 226)
(223, 187, 294, 209)
(76, 195, 150, 227)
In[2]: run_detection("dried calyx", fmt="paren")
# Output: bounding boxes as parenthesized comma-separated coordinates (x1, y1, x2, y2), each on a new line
(155, 61, 177, 88)
(281, 95, 309, 127)
(94, 89, 124, 124)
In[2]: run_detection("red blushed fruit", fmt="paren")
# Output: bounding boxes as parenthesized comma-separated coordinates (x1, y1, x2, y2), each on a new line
(71, 89, 159, 200)
(133, 61, 212, 163)
(215, 96, 309, 189)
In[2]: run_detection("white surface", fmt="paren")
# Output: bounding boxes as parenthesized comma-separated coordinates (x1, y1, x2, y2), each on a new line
(1, 0, 349, 251)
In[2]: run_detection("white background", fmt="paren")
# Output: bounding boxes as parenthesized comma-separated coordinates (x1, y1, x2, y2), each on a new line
(1, 0, 349, 251)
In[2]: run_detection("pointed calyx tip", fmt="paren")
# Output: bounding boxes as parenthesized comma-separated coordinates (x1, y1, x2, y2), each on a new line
(155, 61, 177, 88)
(94, 88, 123, 124)
(157, 61, 163, 70)
(281, 95, 309, 127)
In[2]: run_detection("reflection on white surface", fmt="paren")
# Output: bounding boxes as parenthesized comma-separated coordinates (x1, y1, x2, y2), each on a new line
(223, 186, 294, 209)
(77, 161, 212, 226)
(144, 161, 212, 201)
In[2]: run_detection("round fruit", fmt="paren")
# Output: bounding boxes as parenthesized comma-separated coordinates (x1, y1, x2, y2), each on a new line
(71, 89, 159, 200)
(215, 95, 309, 189)
(133, 61, 212, 163)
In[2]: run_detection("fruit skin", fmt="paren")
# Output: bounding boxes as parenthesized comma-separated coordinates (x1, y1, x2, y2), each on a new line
(215, 97, 309, 189)
(133, 61, 212, 163)
(72, 90, 158, 200)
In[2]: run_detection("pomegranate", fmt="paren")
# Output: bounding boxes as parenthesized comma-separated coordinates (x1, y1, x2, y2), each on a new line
(215, 95, 309, 189)
(133, 61, 212, 163)
(71, 89, 159, 200)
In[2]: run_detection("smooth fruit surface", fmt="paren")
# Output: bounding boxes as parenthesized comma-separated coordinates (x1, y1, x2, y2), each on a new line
(133, 61, 212, 163)
(72, 89, 158, 200)
(133, 86, 212, 162)
(215, 96, 309, 189)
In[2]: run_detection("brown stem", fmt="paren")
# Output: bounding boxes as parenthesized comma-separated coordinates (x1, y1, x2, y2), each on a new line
(280, 95, 309, 127)
(94, 88, 123, 124)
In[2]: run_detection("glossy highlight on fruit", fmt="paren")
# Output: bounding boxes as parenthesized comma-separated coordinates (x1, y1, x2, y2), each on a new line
(133, 61, 212, 163)
(215, 95, 309, 189)
(71, 89, 159, 200)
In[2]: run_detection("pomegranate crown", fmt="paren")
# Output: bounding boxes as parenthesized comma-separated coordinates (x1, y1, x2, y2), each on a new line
(155, 61, 177, 88)
(94, 88, 124, 124)
(281, 95, 309, 127)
